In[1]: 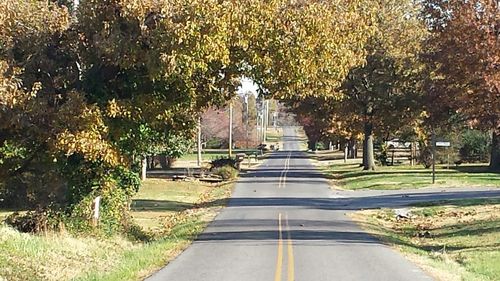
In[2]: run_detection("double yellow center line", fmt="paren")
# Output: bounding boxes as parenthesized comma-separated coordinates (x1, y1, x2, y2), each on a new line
(275, 153, 294, 280)
(278, 152, 292, 189)
(274, 213, 294, 281)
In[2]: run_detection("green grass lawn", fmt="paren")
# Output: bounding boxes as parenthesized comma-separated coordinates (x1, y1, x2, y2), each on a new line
(352, 198, 500, 281)
(326, 162, 500, 190)
(0, 179, 234, 281)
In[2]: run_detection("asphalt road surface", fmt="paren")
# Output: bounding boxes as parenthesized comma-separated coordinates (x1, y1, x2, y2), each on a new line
(148, 126, 500, 281)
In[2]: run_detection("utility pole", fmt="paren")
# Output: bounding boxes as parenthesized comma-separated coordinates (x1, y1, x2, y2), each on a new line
(245, 95, 249, 149)
(431, 129, 436, 184)
(257, 113, 262, 144)
(229, 101, 233, 157)
(263, 100, 269, 142)
(260, 101, 267, 143)
(197, 117, 202, 167)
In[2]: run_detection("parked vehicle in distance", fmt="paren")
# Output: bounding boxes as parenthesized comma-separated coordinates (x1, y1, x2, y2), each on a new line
(385, 139, 412, 149)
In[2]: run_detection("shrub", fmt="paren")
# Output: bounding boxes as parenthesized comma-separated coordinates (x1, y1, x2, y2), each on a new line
(5, 209, 63, 233)
(375, 144, 389, 166)
(67, 183, 131, 237)
(212, 166, 239, 180)
(125, 223, 155, 242)
(459, 129, 491, 162)
(419, 146, 433, 168)
(210, 157, 238, 170)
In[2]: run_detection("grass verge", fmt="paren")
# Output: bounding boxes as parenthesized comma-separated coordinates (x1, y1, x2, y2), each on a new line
(0, 179, 234, 281)
(351, 198, 500, 281)
(325, 162, 500, 190)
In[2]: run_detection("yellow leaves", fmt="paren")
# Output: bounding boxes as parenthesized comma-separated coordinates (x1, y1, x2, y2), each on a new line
(50, 92, 123, 166)
(0, 0, 69, 47)
(56, 129, 121, 166)
(119, 0, 158, 21)
(106, 99, 133, 119)
(0, 61, 42, 109)
(239, 0, 377, 99)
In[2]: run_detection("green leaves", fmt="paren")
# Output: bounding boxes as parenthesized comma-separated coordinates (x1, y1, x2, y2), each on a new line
(288, 0, 428, 144)
(0, 0, 418, 225)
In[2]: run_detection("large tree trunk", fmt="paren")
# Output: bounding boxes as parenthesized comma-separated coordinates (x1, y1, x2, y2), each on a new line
(348, 138, 357, 159)
(490, 130, 500, 171)
(308, 139, 317, 151)
(363, 122, 376, 170)
(159, 155, 168, 169)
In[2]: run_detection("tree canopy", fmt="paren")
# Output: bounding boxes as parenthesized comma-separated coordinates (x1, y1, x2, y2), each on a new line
(0, 0, 382, 232)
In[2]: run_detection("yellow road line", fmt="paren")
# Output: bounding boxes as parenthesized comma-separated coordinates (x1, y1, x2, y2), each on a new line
(286, 214, 295, 281)
(275, 213, 295, 281)
(278, 153, 291, 189)
(282, 153, 291, 189)
(278, 168, 286, 189)
(274, 213, 284, 281)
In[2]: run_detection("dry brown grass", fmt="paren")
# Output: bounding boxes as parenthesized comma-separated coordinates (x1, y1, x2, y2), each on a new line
(352, 199, 500, 281)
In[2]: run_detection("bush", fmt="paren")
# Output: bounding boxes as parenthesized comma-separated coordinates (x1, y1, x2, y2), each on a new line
(5, 209, 63, 233)
(419, 146, 433, 168)
(125, 223, 155, 242)
(212, 166, 239, 180)
(459, 129, 491, 162)
(210, 157, 238, 170)
(376, 144, 389, 166)
(67, 184, 131, 237)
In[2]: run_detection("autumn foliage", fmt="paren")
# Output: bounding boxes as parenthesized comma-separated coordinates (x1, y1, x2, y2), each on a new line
(422, 0, 500, 170)
(0, 0, 379, 233)
(1, 0, 497, 234)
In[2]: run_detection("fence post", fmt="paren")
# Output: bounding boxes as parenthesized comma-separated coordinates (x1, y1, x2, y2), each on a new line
(92, 196, 101, 227)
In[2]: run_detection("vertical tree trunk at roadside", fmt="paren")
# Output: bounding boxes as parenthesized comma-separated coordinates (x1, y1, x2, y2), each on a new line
(308, 139, 317, 151)
(148, 156, 154, 169)
(197, 117, 202, 167)
(340, 140, 346, 151)
(344, 145, 348, 163)
(354, 140, 358, 158)
(348, 138, 356, 159)
(159, 155, 168, 169)
(363, 122, 376, 170)
(362, 140, 366, 166)
(490, 130, 500, 171)
(141, 157, 147, 180)
(229, 101, 233, 158)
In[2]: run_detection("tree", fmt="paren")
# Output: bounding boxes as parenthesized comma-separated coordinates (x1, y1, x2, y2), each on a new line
(338, 0, 427, 170)
(422, 0, 500, 170)
(341, 53, 424, 170)
(0, 0, 394, 232)
(287, 96, 337, 150)
(201, 95, 256, 149)
(0, 0, 236, 229)
(232, 0, 377, 100)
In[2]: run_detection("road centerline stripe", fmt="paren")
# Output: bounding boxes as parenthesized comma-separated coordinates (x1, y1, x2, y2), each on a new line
(279, 152, 292, 189)
(282, 153, 291, 189)
(274, 213, 284, 281)
(285, 213, 295, 281)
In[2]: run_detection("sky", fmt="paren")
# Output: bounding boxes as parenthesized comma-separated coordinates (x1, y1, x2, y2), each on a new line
(237, 77, 259, 96)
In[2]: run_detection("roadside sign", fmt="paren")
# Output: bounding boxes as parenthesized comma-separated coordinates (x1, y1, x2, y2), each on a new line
(435, 141, 451, 147)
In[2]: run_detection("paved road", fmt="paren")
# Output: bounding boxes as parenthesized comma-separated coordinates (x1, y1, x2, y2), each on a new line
(148, 127, 500, 281)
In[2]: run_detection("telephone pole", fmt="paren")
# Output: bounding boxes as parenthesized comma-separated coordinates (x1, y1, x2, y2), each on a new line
(197, 117, 202, 167)
(263, 100, 268, 142)
(229, 101, 233, 157)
